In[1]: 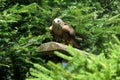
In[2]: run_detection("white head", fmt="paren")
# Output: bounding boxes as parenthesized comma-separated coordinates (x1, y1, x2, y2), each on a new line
(52, 18, 64, 26)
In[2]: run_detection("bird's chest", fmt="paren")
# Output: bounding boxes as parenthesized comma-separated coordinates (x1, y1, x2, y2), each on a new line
(53, 27, 63, 36)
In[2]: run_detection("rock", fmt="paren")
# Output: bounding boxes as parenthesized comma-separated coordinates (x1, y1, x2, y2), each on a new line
(38, 42, 89, 56)
(38, 42, 90, 63)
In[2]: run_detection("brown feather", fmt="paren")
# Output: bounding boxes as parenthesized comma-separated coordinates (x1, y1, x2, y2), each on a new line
(49, 18, 80, 48)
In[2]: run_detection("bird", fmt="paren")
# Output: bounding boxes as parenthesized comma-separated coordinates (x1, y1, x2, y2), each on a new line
(49, 18, 80, 48)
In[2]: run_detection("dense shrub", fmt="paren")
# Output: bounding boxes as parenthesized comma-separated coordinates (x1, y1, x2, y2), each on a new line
(26, 36, 120, 80)
(0, 0, 120, 80)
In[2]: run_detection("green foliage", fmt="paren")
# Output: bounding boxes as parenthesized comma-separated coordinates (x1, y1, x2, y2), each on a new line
(0, 0, 120, 80)
(26, 36, 120, 80)
(0, 2, 51, 80)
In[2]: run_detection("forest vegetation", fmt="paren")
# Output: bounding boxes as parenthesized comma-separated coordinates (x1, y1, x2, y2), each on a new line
(0, 0, 120, 80)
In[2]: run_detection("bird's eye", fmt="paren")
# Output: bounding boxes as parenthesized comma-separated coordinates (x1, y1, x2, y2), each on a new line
(57, 20, 60, 22)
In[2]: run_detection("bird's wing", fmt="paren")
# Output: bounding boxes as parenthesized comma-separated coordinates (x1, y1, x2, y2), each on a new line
(49, 26, 53, 31)
(62, 24, 75, 36)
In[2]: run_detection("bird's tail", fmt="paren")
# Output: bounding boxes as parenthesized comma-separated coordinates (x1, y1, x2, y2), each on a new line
(73, 33, 83, 49)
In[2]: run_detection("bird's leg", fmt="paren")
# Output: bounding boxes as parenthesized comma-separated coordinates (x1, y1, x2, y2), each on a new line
(54, 35, 59, 42)
(62, 39, 67, 45)
(62, 35, 69, 45)
(68, 39, 74, 46)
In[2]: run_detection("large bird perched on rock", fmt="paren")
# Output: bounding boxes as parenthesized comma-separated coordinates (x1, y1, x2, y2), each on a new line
(49, 18, 80, 48)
